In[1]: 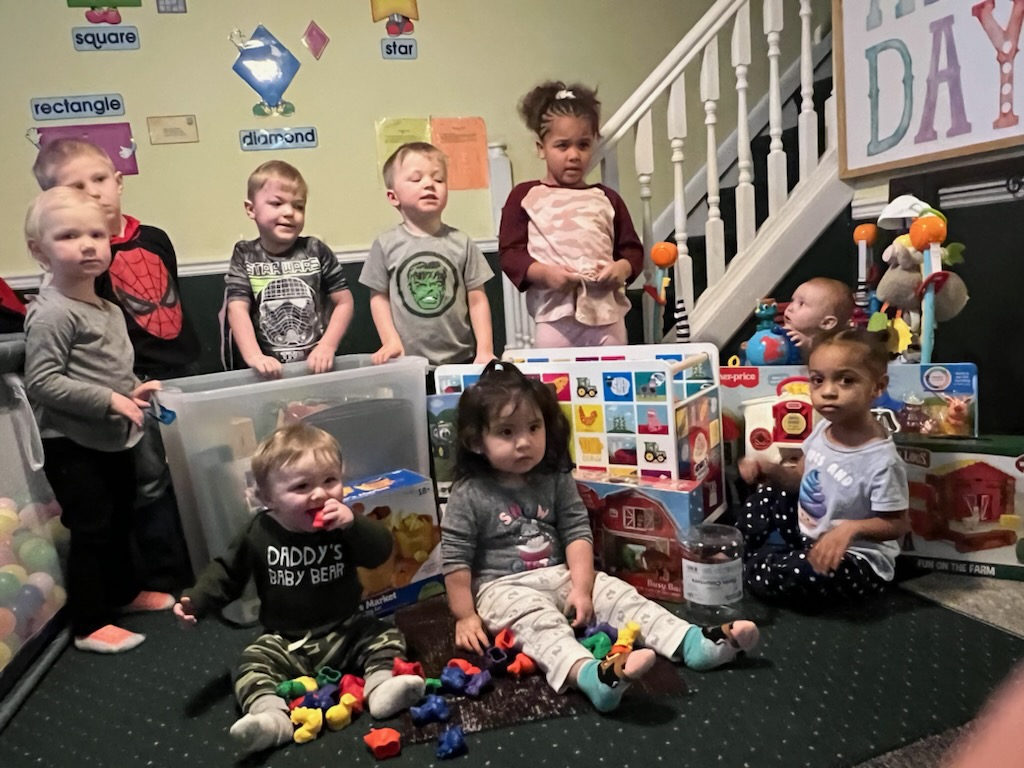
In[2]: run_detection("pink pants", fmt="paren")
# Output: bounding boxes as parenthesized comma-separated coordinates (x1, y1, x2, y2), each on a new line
(534, 316, 628, 348)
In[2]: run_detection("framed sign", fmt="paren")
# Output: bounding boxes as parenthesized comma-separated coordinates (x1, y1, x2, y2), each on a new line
(836, 0, 1024, 178)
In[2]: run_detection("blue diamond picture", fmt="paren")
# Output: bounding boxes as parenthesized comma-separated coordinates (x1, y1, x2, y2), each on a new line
(232, 25, 301, 111)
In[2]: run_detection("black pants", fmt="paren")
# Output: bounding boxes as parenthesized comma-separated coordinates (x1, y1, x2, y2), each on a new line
(130, 419, 193, 592)
(736, 485, 887, 610)
(42, 437, 141, 636)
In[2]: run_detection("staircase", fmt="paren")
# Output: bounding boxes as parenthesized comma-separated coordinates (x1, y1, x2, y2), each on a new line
(503, 0, 854, 351)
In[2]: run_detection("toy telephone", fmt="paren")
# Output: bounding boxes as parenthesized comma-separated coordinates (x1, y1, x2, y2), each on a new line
(740, 376, 818, 464)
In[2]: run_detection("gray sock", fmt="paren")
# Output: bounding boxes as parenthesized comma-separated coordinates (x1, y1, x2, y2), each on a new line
(365, 671, 426, 719)
(229, 696, 293, 754)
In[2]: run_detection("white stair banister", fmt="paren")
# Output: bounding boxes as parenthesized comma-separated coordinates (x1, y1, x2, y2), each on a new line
(701, 36, 726, 288)
(764, 0, 788, 215)
(731, 1, 756, 256)
(668, 74, 692, 342)
(634, 111, 655, 341)
(798, 0, 819, 179)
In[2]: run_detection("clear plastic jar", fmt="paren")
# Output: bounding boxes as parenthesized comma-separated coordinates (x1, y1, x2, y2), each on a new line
(679, 523, 744, 624)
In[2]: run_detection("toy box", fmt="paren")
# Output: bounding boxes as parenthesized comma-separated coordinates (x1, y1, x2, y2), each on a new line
(436, 353, 726, 518)
(346, 470, 445, 615)
(156, 355, 429, 573)
(575, 474, 708, 602)
(0, 368, 69, 703)
(720, 362, 980, 462)
(895, 435, 1024, 580)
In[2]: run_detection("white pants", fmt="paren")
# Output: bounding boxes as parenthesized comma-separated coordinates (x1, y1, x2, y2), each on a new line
(475, 565, 691, 692)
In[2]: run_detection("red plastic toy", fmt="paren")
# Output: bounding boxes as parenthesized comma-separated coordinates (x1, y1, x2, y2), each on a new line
(494, 628, 517, 650)
(507, 652, 537, 677)
(392, 658, 425, 678)
(364, 727, 402, 759)
(446, 658, 481, 676)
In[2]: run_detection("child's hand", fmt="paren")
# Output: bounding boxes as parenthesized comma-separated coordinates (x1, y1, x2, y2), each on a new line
(738, 457, 763, 485)
(131, 380, 162, 403)
(173, 596, 198, 628)
(783, 325, 811, 348)
(319, 498, 355, 530)
(372, 340, 404, 365)
(534, 263, 580, 292)
(306, 344, 336, 375)
(249, 354, 283, 380)
(808, 526, 855, 574)
(110, 392, 145, 427)
(591, 261, 632, 288)
(473, 351, 495, 365)
(565, 586, 594, 628)
(454, 614, 489, 655)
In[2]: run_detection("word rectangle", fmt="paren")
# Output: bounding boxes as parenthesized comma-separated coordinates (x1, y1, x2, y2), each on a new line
(72, 26, 140, 51)
(381, 38, 417, 59)
(239, 126, 318, 151)
(30, 94, 125, 121)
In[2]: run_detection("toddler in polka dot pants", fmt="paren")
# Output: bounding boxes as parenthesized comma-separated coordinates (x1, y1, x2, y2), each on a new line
(736, 328, 910, 610)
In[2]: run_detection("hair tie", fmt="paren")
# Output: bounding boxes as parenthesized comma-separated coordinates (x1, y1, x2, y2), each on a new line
(554, 89, 575, 100)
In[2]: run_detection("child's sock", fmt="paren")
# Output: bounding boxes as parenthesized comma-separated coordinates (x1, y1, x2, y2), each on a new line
(121, 590, 175, 613)
(365, 671, 426, 719)
(576, 648, 656, 713)
(73, 624, 145, 653)
(229, 696, 293, 754)
(678, 621, 760, 671)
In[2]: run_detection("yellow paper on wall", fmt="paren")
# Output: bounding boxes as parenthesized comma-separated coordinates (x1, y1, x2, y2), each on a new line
(375, 117, 431, 180)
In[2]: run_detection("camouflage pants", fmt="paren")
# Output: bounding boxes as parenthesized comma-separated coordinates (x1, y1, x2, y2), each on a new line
(233, 612, 407, 712)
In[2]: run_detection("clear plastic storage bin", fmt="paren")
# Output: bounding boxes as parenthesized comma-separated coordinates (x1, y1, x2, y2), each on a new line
(156, 356, 430, 575)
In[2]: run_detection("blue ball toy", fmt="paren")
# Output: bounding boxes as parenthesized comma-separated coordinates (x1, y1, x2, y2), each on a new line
(746, 325, 801, 366)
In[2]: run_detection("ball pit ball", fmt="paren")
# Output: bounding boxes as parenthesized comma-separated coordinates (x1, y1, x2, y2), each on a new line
(3, 633, 21, 656)
(0, 641, 11, 668)
(19, 503, 50, 530)
(0, 572, 20, 605)
(10, 529, 34, 553)
(25, 572, 55, 598)
(16, 584, 44, 611)
(0, 498, 17, 513)
(18, 538, 58, 576)
(0, 542, 15, 569)
(49, 584, 66, 608)
(45, 518, 70, 549)
(0, 515, 17, 538)
(0, 564, 27, 583)
(0, 607, 14, 639)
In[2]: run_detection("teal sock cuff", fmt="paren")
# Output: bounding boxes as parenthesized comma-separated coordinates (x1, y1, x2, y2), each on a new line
(680, 625, 702, 662)
(577, 659, 625, 713)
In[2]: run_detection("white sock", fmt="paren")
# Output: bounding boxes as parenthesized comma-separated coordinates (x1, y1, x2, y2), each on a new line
(365, 671, 426, 719)
(229, 696, 293, 754)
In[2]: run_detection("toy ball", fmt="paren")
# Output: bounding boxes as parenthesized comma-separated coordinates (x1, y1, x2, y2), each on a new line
(19, 503, 50, 530)
(45, 500, 62, 519)
(10, 529, 34, 554)
(853, 223, 878, 246)
(49, 585, 66, 608)
(0, 607, 15, 640)
(0, 514, 17, 538)
(15, 584, 44, 613)
(18, 539, 58, 576)
(0, 542, 15, 569)
(0, 498, 17, 513)
(0, 565, 28, 584)
(650, 241, 679, 268)
(909, 214, 947, 252)
(746, 326, 801, 366)
(45, 519, 70, 549)
(0, 572, 20, 606)
(26, 572, 55, 599)
(0, 640, 11, 669)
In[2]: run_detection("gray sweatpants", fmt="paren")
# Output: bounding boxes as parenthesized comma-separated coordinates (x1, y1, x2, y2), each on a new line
(475, 565, 691, 692)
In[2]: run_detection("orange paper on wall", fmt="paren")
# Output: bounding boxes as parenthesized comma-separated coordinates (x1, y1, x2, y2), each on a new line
(430, 117, 488, 190)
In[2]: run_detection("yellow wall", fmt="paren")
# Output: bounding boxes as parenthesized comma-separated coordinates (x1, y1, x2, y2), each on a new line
(1, 1, 827, 279)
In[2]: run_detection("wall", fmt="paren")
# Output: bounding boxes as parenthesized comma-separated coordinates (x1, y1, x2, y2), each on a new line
(1, 0, 825, 280)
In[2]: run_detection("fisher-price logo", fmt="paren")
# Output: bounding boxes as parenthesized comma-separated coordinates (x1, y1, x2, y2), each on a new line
(721, 367, 760, 388)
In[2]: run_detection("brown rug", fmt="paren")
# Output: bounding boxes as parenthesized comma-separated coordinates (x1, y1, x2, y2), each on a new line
(391, 596, 688, 744)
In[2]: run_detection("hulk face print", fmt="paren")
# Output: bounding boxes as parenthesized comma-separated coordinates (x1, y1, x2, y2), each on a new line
(396, 251, 458, 317)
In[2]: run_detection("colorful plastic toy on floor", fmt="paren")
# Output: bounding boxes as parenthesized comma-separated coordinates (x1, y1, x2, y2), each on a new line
(506, 652, 537, 677)
(364, 727, 402, 759)
(393, 658, 425, 678)
(447, 658, 481, 675)
(290, 706, 323, 744)
(439, 664, 470, 693)
(465, 668, 492, 697)
(410, 693, 451, 726)
(437, 726, 468, 759)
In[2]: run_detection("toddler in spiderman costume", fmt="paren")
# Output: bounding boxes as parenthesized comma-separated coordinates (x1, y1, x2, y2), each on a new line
(33, 138, 197, 592)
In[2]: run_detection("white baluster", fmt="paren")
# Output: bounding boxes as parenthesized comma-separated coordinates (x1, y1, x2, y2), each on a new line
(731, 1, 755, 256)
(701, 36, 726, 289)
(487, 142, 513, 238)
(668, 74, 692, 342)
(798, 0, 819, 179)
(825, 72, 838, 151)
(600, 152, 620, 193)
(634, 111, 655, 342)
(764, 0, 788, 215)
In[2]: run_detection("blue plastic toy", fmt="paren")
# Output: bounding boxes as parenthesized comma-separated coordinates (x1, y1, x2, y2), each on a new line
(584, 622, 619, 645)
(465, 669, 492, 698)
(439, 665, 470, 694)
(301, 683, 338, 711)
(484, 646, 510, 674)
(410, 694, 451, 727)
(437, 726, 468, 759)
(745, 325, 801, 366)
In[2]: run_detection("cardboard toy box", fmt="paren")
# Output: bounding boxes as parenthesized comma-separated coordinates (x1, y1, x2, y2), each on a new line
(346, 470, 446, 615)
(575, 473, 707, 602)
(895, 436, 1024, 580)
